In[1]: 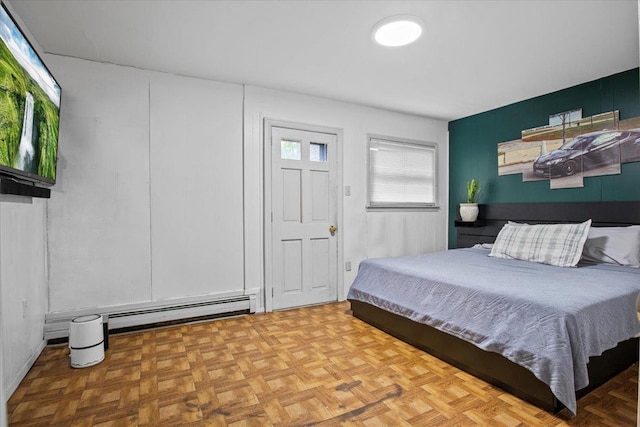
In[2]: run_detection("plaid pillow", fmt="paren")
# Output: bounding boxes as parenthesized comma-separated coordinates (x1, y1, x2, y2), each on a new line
(489, 220, 592, 267)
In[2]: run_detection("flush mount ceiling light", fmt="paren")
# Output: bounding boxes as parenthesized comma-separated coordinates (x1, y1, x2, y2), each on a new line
(372, 15, 424, 47)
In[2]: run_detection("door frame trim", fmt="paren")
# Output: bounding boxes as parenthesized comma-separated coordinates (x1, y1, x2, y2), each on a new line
(263, 119, 344, 312)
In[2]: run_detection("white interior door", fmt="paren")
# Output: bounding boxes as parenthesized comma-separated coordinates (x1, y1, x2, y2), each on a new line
(270, 127, 338, 310)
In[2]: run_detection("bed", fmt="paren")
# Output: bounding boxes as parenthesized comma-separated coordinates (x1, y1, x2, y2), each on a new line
(347, 201, 640, 416)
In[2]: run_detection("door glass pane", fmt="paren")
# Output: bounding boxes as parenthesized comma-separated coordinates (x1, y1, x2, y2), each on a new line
(281, 140, 301, 160)
(310, 142, 327, 162)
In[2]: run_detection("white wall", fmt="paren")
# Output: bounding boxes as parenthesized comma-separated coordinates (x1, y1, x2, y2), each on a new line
(45, 55, 246, 313)
(149, 73, 244, 300)
(0, 296, 4, 427)
(244, 87, 449, 305)
(46, 57, 152, 311)
(0, 197, 48, 403)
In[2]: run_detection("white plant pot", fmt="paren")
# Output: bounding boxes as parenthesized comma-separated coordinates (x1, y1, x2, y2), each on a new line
(459, 203, 479, 222)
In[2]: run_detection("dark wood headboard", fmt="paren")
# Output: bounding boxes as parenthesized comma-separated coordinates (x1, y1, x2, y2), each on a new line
(455, 201, 640, 248)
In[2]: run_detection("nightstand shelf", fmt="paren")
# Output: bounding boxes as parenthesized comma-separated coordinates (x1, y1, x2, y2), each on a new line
(454, 219, 489, 248)
(454, 219, 486, 228)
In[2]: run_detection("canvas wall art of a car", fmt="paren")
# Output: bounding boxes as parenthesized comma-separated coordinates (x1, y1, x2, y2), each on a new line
(533, 130, 640, 177)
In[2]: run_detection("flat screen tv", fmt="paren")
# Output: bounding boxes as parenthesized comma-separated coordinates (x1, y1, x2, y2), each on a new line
(0, 4, 60, 187)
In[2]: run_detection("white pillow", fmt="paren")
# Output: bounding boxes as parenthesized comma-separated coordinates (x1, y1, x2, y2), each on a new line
(489, 220, 592, 267)
(472, 243, 494, 250)
(582, 226, 640, 267)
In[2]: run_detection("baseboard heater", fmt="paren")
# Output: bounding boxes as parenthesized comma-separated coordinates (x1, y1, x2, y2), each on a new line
(45, 295, 256, 341)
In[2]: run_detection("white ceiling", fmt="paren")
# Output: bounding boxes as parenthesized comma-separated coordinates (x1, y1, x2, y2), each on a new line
(8, 0, 640, 121)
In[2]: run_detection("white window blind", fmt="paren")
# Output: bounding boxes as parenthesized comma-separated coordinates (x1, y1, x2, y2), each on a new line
(367, 136, 437, 208)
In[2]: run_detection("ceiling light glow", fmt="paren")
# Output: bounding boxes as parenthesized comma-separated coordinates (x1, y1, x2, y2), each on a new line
(373, 15, 423, 47)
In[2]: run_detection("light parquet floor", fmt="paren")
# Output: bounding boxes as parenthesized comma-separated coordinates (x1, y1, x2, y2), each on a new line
(8, 301, 638, 426)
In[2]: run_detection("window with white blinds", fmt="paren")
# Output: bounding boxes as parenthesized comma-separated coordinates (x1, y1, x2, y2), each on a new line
(367, 135, 438, 209)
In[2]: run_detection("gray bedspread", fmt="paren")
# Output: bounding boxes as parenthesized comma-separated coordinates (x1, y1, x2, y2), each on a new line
(347, 247, 640, 416)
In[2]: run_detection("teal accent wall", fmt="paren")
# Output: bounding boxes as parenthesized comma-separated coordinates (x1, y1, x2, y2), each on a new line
(448, 68, 640, 248)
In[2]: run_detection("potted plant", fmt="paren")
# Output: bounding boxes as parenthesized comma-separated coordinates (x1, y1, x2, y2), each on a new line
(460, 179, 480, 222)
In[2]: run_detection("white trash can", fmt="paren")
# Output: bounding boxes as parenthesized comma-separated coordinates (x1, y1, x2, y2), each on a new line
(69, 314, 105, 368)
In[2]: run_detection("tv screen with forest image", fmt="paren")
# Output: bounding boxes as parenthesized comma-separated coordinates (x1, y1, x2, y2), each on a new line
(0, 4, 60, 186)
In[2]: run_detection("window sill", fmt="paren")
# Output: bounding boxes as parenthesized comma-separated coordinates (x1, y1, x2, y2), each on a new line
(366, 206, 440, 213)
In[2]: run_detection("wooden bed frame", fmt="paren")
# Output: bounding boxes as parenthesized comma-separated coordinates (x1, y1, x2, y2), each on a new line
(349, 201, 640, 413)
